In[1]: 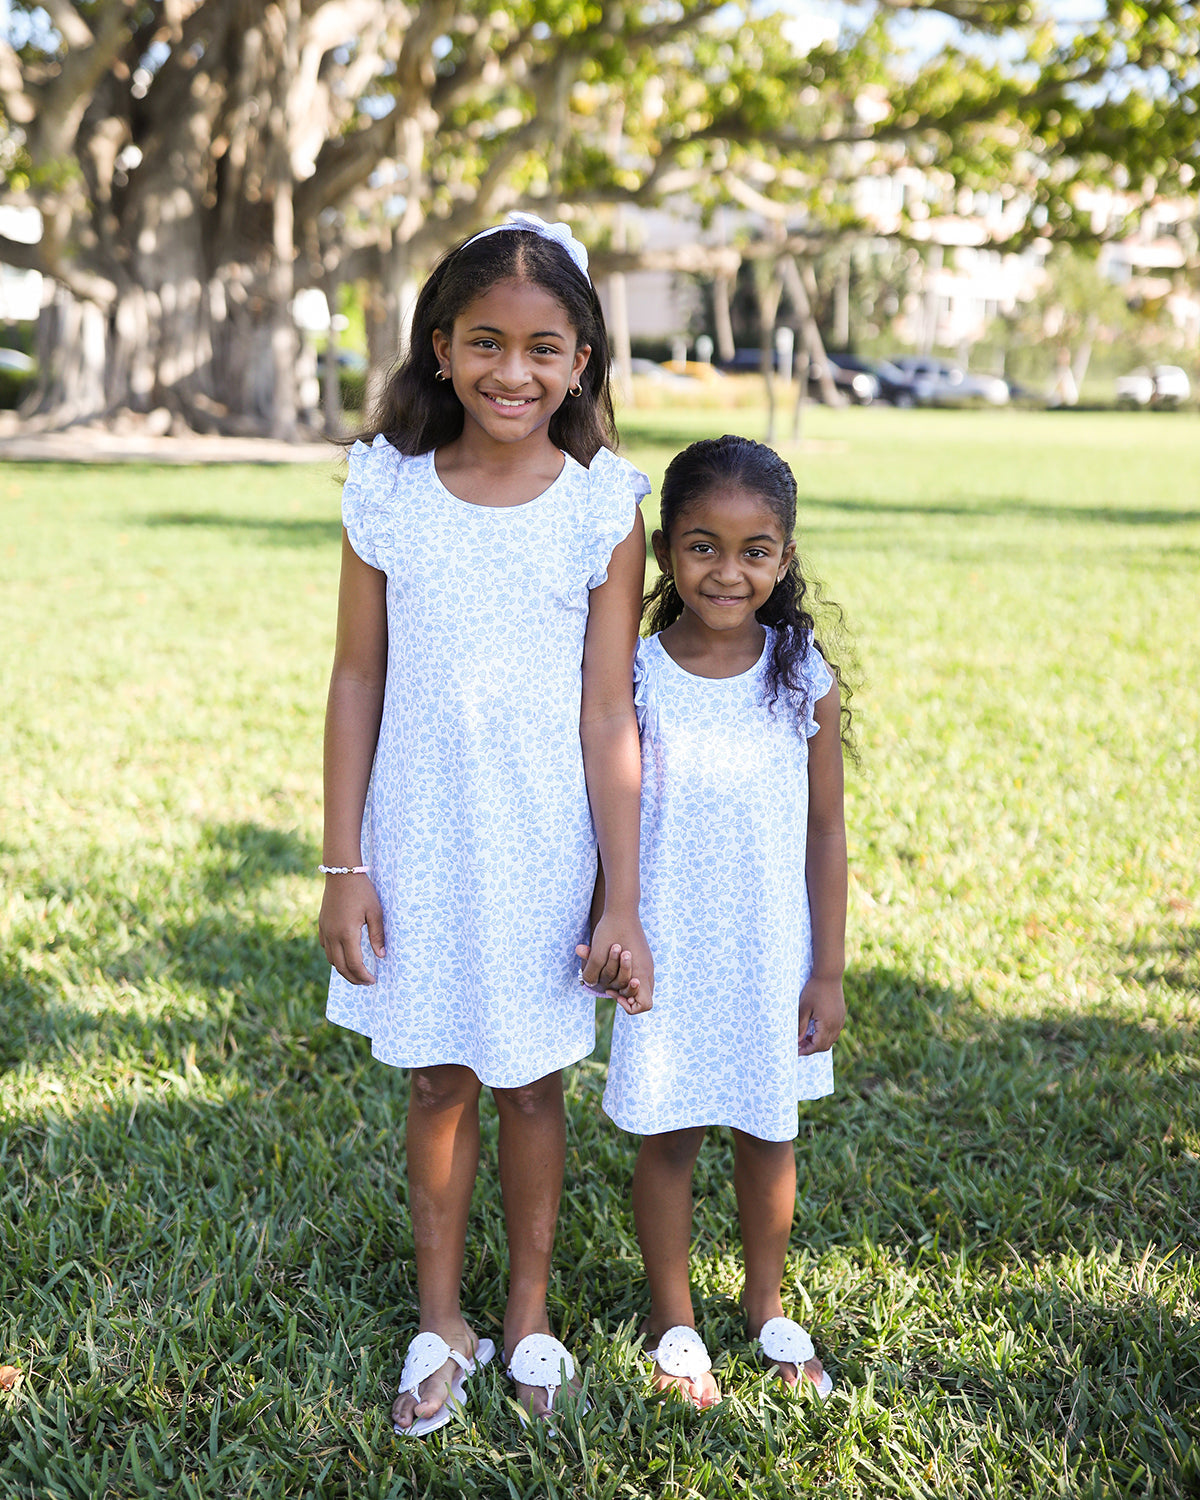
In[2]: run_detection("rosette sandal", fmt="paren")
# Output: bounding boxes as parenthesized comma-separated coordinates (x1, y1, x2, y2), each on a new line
(393, 1330, 496, 1437)
(756, 1315, 833, 1399)
(645, 1325, 721, 1408)
(505, 1333, 583, 1434)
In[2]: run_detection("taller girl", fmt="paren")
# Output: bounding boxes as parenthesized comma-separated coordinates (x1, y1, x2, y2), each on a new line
(318, 215, 652, 1434)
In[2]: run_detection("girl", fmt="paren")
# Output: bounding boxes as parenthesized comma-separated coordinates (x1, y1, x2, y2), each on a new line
(600, 434, 849, 1408)
(318, 213, 653, 1435)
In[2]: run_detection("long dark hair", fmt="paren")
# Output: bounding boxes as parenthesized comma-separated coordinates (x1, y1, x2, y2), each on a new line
(644, 434, 856, 750)
(365, 227, 615, 466)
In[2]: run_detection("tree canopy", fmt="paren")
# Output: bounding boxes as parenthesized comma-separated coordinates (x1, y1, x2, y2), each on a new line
(1, 0, 1196, 433)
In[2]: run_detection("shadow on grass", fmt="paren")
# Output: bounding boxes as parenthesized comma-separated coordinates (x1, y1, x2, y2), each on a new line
(794, 494, 1200, 527)
(140, 513, 342, 546)
(5, 894, 1200, 1494)
(1120, 924, 1199, 994)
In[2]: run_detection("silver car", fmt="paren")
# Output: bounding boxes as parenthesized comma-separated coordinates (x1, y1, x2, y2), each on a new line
(891, 356, 1010, 407)
(1114, 365, 1191, 409)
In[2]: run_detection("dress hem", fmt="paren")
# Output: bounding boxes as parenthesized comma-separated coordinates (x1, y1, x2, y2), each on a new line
(600, 1091, 834, 1144)
(326, 1011, 595, 1089)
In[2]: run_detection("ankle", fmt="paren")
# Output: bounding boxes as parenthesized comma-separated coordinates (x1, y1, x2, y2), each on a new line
(503, 1299, 551, 1347)
(645, 1300, 697, 1341)
(740, 1292, 785, 1338)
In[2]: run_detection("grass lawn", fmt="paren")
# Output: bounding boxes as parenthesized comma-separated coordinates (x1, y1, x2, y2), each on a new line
(2, 406, 1198, 1498)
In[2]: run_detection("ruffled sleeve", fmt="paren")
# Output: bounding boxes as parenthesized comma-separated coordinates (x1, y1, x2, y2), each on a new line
(341, 433, 401, 572)
(632, 637, 660, 741)
(799, 644, 835, 739)
(583, 447, 651, 589)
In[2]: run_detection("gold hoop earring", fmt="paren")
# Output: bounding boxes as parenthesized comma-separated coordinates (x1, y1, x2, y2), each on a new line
(568, 383, 583, 398)
(434, 368, 450, 383)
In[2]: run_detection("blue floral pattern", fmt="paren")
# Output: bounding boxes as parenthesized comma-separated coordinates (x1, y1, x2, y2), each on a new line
(327, 437, 649, 1087)
(603, 630, 835, 1141)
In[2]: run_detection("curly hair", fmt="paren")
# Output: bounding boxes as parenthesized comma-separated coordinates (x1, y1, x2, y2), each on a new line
(643, 434, 856, 750)
(363, 228, 615, 467)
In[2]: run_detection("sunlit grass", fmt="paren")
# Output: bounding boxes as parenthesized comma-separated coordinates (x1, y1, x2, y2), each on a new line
(2, 408, 1198, 1497)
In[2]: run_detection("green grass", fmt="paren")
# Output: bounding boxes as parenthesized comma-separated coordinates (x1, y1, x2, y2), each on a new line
(2, 406, 1199, 1498)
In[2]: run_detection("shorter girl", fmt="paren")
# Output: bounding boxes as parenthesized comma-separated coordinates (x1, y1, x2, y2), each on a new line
(601, 434, 849, 1407)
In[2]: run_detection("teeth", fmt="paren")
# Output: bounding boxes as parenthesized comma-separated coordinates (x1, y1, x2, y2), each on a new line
(491, 396, 530, 407)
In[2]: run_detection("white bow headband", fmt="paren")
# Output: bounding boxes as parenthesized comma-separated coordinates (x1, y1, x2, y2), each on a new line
(461, 211, 590, 283)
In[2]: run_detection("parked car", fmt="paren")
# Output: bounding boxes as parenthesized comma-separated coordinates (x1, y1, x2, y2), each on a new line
(720, 348, 876, 404)
(890, 355, 1010, 407)
(0, 348, 34, 374)
(819, 356, 878, 405)
(628, 357, 707, 387)
(826, 352, 917, 406)
(0, 347, 35, 408)
(660, 359, 726, 383)
(719, 347, 780, 374)
(1114, 365, 1191, 408)
(315, 348, 368, 376)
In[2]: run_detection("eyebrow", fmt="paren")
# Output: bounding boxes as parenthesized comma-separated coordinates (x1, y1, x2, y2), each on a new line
(680, 526, 779, 543)
(466, 324, 566, 339)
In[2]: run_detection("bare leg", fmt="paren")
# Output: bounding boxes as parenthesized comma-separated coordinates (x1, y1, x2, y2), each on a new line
(732, 1129, 825, 1390)
(492, 1071, 571, 1419)
(392, 1064, 484, 1430)
(632, 1127, 720, 1407)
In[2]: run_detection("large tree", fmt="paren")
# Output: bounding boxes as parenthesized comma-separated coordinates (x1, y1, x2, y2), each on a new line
(2, 0, 1196, 434)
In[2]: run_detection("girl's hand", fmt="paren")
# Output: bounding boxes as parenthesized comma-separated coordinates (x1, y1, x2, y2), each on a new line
(319, 875, 386, 985)
(798, 975, 845, 1054)
(576, 910, 654, 1014)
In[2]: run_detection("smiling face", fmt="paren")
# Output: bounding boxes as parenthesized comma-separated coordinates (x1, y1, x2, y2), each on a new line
(655, 485, 796, 641)
(431, 278, 590, 453)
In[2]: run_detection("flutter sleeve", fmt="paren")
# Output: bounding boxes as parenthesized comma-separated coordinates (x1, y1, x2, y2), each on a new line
(632, 639, 659, 741)
(583, 446, 651, 589)
(341, 433, 400, 572)
(799, 641, 835, 739)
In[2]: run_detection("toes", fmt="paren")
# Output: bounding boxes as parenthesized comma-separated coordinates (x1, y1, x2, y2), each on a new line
(688, 1374, 721, 1408)
(514, 1380, 554, 1421)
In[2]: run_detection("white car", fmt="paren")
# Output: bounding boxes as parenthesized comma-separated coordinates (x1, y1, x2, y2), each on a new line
(890, 356, 1009, 407)
(1115, 365, 1191, 408)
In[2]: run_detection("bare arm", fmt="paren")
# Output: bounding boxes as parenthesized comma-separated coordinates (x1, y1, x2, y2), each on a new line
(577, 507, 654, 1010)
(799, 681, 847, 1053)
(318, 530, 389, 985)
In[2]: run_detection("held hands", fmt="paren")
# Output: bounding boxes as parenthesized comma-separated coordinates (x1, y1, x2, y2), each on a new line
(798, 975, 845, 1055)
(575, 909, 654, 1016)
(319, 874, 386, 985)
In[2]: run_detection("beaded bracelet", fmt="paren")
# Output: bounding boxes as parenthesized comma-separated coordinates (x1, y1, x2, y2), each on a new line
(318, 864, 370, 875)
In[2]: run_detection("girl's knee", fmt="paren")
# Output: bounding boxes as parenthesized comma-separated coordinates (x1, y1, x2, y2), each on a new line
(732, 1129, 794, 1166)
(492, 1070, 563, 1118)
(642, 1126, 707, 1169)
(410, 1064, 482, 1115)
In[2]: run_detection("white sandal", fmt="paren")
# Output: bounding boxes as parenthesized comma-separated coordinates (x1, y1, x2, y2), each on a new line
(757, 1315, 833, 1399)
(646, 1325, 720, 1406)
(394, 1330, 495, 1437)
(506, 1333, 580, 1431)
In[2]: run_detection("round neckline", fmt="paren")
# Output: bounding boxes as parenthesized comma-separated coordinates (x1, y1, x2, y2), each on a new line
(649, 627, 770, 683)
(427, 447, 576, 511)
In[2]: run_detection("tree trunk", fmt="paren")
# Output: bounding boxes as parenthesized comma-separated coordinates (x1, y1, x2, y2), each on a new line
(24, 286, 110, 426)
(780, 257, 842, 407)
(833, 255, 850, 349)
(791, 348, 809, 442)
(713, 273, 736, 363)
(754, 259, 784, 445)
(1072, 313, 1098, 392)
(607, 207, 633, 405)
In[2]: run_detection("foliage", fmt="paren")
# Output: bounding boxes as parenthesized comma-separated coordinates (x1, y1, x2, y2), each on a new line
(1, 2, 1199, 431)
(2, 408, 1199, 1495)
